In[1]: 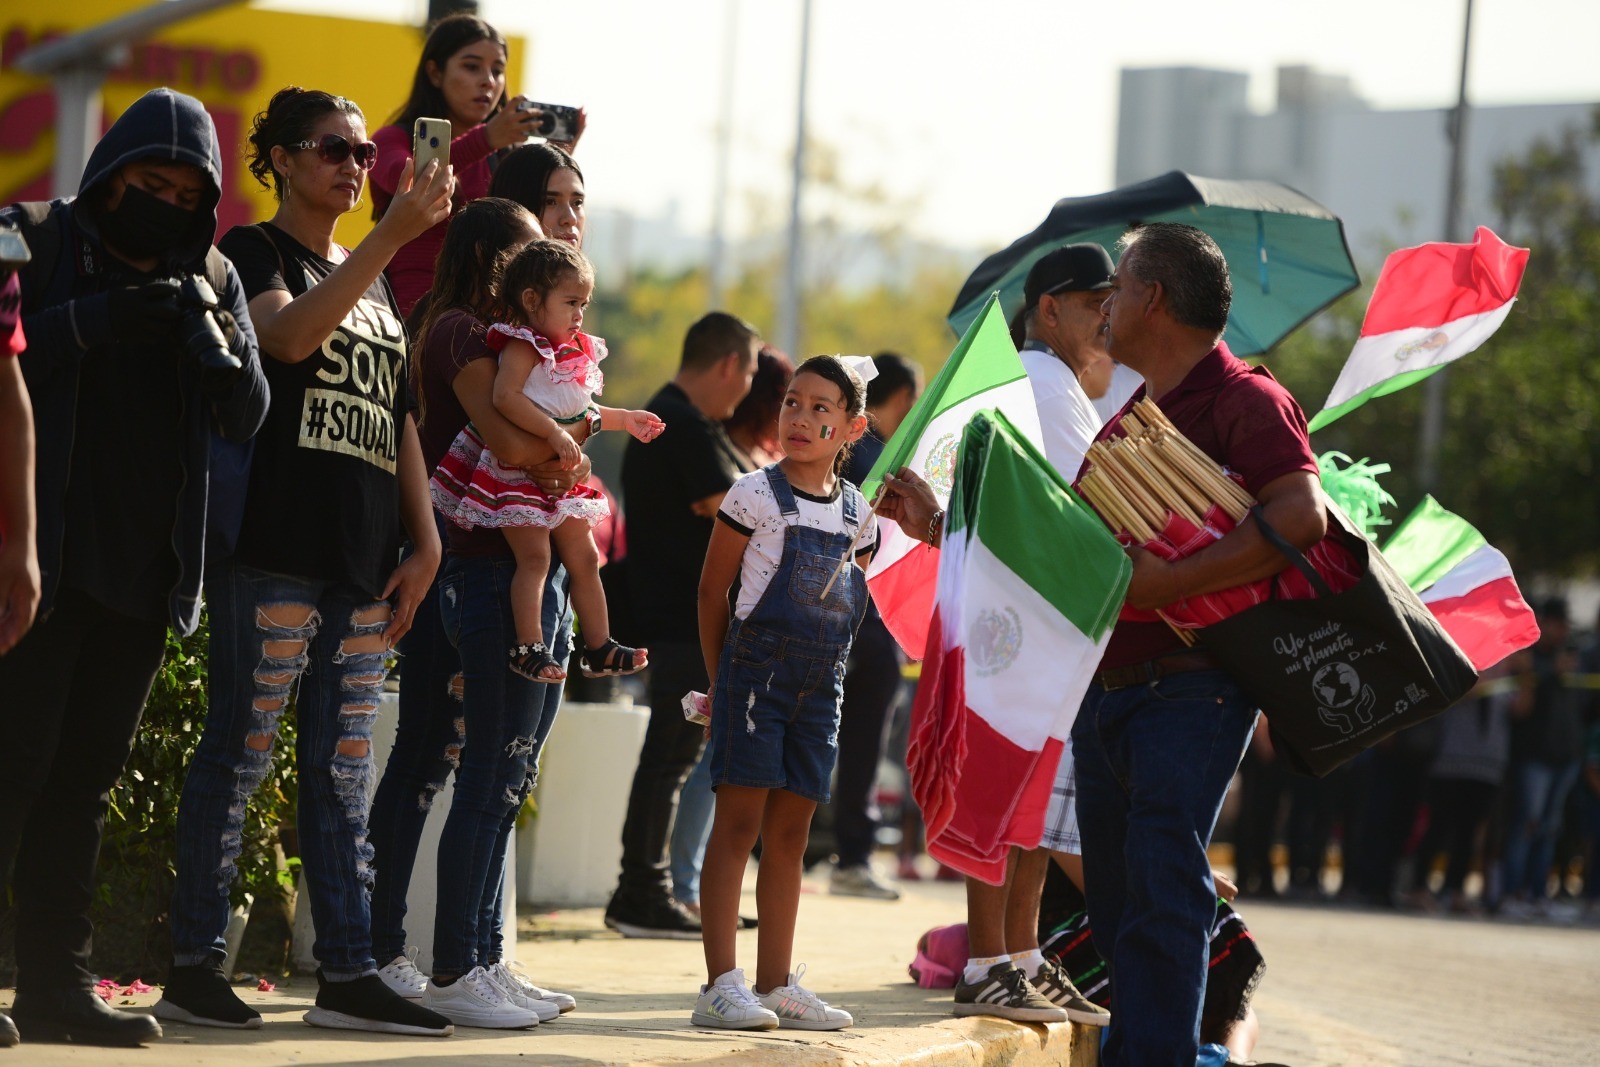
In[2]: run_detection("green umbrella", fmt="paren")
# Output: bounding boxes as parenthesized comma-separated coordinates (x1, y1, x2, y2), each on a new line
(948, 171, 1360, 356)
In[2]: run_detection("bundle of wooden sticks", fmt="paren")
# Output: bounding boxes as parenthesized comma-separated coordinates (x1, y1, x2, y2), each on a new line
(1077, 398, 1255, 542)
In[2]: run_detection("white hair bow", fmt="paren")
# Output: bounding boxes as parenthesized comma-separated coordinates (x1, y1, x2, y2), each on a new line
(838, 354, 879, 384)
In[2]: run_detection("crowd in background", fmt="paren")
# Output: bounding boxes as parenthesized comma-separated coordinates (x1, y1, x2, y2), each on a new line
(1233, 596, 1600, 921)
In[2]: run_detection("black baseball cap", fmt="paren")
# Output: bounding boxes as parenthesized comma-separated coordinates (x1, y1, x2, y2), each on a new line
(1021, 243, 1116, 314)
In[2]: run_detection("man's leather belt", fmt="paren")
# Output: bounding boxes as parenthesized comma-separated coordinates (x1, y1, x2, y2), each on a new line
(1095, 651, 1219, 692)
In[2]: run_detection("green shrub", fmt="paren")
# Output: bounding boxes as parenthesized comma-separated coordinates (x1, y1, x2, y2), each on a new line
(0, 614, 300, 983)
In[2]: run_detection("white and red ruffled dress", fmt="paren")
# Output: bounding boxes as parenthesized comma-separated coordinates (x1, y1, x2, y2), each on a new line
(431, 324, 612, 530)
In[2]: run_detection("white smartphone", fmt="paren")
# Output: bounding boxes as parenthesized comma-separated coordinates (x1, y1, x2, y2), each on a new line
(412, 116, 451, 177)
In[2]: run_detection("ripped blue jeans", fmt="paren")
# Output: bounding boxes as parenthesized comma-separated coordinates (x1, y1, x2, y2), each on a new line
(171, 559, 394, 979)
(430, 554, 569, 976)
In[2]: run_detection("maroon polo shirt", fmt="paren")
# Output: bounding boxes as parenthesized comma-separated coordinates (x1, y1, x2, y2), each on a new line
(1090, 342, 1318, 671)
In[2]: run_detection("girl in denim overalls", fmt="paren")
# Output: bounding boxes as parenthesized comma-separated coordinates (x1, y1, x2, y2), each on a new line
(692, 355, 878, 1032)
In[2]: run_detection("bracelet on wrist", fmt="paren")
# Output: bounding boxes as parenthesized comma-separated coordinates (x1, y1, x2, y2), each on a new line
(928, 509, 944, 547)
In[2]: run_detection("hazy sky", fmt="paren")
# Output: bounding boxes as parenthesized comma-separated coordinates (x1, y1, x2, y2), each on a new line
(264, 0, 1600, 249)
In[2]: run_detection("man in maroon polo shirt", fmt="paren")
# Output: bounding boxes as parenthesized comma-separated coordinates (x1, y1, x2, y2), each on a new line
(1071, 222, 1324, 1067)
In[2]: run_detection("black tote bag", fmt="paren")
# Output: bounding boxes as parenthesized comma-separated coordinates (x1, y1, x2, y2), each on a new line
(1201, 506, 1479, 777)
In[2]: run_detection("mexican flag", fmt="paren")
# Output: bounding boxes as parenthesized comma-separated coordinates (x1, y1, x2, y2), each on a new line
(862, 294, 1043, 658)
(1381, 496, 1540, 671)
(1307, 227, 1529, 433)
(910, 410, 1130, 885)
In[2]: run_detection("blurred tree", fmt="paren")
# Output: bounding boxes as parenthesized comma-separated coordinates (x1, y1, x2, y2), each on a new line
(1270, 106, 1600, 576)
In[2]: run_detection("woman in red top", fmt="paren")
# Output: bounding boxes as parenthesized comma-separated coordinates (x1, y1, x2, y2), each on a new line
(371, 14, 585, 319)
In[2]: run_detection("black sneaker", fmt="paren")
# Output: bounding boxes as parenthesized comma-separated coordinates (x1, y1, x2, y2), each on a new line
(1029, 960, 1109, 1026)
(153, 961, 262, 1029)
(10, 988, 163, 1046)
(604, 891, 703, 940)
(0, 1013, 16, 1047)
(952, 962, 1068, 1023)
(303, 970, 454, 1036)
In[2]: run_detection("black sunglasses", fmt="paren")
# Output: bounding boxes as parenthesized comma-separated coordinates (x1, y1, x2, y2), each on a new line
(286, 134, 378, 170)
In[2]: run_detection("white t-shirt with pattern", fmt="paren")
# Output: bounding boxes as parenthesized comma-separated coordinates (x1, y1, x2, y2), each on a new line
(715, 468, 880, 620)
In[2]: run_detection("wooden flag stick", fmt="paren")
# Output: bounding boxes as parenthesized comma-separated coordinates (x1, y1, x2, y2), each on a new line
(820, 484, 886, 601)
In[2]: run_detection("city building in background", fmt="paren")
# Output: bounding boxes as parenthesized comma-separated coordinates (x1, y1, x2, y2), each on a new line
(1115, 64, 1600, 257)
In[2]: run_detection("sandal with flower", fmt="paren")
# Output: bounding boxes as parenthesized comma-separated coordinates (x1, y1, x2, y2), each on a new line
(509, 642, 566, 683)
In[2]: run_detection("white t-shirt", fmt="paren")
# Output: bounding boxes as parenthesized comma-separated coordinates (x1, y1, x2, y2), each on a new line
(1020, 346, 1107, 481)
(1094, 362, 1145, 425)
(716, 468, 880, 620)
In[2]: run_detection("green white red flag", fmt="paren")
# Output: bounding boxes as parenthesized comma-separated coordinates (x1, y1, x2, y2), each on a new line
(909, 410, 1130, 885)
(1307, 227, 1529, 432)
(862, 294, 1044, 658)
(1381, 495, 1539, 671)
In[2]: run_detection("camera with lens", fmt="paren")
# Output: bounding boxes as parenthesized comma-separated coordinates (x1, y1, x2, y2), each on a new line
(174, 274, 242, 391)
(517, 100, 579, 143)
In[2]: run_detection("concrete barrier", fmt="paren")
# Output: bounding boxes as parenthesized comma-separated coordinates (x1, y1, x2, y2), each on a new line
(517, 699, 649, 907)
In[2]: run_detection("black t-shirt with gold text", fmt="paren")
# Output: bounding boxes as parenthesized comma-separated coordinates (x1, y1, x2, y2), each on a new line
(218, 222, 411, 597)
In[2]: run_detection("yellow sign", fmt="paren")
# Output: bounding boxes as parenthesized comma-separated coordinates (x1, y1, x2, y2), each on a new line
(0, 0, 525, 247)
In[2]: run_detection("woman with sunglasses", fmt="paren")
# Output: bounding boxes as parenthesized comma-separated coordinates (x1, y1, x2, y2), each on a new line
(372, 13, 586, 320)
(156, 86, 454, 1037)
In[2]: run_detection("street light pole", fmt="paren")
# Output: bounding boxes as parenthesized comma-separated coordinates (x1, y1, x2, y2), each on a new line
(708, 0, 738, 311)
(779, 0, 812, 358)
(1417, 0, 1473, 493)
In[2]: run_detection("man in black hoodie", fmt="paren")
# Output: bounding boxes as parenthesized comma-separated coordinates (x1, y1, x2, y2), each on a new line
(0, 88, 268, 1048)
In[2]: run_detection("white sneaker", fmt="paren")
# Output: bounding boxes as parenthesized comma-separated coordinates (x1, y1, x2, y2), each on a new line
(377, 951, 428, 1001)
(494, 960, 577, 1014)
(484, 962, 560, 1021)
(691, 968, 779, 1031)
(829, 863, 902, 901)
(421, 966, 542, 1029)
(754, 964, 853, 1030)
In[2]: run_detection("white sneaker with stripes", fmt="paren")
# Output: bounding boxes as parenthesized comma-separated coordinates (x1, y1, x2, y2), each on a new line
(754, 965, 853, 1030)
(691, 968, 779, 1031)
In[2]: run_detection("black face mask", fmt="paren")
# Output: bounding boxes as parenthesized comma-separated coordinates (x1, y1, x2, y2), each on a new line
(98, 182, 199, 263)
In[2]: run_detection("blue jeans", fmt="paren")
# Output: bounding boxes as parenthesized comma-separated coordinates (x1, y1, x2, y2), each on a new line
(1071, 669, 1257, 1067)
(669, 751, 715, 904)
(172, 559, 393, 978)
(430, 554, 570, 974)
(368, 525, 464, 965)
(1500, 757, 1583, 900)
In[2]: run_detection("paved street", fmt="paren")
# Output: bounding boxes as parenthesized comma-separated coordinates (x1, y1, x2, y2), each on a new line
(1240, 899, 1600, 1066)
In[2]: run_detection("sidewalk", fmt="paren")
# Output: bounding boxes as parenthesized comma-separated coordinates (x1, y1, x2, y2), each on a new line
(2, 873, 1095, 1067)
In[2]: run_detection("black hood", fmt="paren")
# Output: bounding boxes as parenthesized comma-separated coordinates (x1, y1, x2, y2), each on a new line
(77, 87, 224, 265)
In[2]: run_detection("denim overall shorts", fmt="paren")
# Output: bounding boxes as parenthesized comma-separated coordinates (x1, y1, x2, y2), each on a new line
(707, 464, 870, 803)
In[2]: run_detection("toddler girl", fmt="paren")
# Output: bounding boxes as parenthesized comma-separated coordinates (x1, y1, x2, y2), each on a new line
(691, 355, 880, 1031)
(432, 239, 662, 681)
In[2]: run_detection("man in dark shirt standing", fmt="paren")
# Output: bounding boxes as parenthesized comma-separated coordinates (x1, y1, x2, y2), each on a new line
(606, 312, 760, 938)
(0, 89, 268, 1047)
(1073, 223, 1324, 1066)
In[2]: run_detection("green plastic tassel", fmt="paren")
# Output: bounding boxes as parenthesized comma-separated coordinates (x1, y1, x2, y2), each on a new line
(1317, 451, 1397, 542)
